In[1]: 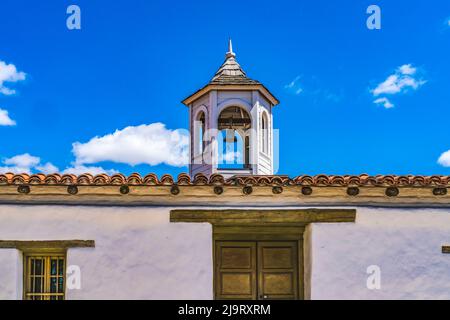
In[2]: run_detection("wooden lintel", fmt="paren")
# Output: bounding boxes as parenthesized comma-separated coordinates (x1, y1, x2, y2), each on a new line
(170, 209, 356, 224)
(0, 240, 95, 250)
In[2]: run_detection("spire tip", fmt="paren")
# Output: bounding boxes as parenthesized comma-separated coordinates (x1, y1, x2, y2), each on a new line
(226, 38, 235, 58)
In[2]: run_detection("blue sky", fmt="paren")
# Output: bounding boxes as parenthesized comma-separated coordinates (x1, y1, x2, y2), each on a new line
(0, 0, 450, 177)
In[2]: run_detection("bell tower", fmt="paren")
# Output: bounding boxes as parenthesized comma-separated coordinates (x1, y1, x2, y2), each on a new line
(182, 40, 279, 178)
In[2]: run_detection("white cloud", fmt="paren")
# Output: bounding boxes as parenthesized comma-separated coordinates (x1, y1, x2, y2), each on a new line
(398, 64, 416, 75)
(0, 122, 189, 175)
(285, 76, 301, 89)
(36, 162, 59, 174)
(0, 153, 59, 174)
(0, 60, 26, 96)
(0, 166, 29, 174)
(372, 64, 425, 96)
(438, 150, 450, 167)
(285, 76, 303, 95)
(0, 108, 16, 126)
(72, 123, 189, 168)
(62, 165, 118, 175)
(4, 153, 40, 168)
(0, 153, 117, 175)
(374, 97, 394, 109)
(371, 64, 426, 108)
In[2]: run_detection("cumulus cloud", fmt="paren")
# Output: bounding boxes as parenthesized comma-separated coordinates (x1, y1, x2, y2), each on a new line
(71, 123, 189, 168)
(36, 162, 60, 174)
(371, 64, 426, 108)
(372, 64, 425, 96)
(398, 64, 416, 75)
(0, 153, 118, 175)
(0, 108, 16, 126)
(374, 97, 394, 109)
(0, 123, 189, 175)
(0, 60, 26, 95)
(438, 150, 450, 167)
(62, 165, 118, 175)
(0, 153, 59, 174)
(4, 153, 40, 168)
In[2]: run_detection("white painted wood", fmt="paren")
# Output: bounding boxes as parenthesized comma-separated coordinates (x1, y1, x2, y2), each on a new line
(188, 48, 275, 177)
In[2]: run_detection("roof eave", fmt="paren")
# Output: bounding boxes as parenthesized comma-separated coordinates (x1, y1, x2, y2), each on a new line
(182, 84, 280, 107)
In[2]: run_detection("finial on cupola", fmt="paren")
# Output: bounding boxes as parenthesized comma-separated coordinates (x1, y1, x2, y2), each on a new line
(226, 38, 236, 59)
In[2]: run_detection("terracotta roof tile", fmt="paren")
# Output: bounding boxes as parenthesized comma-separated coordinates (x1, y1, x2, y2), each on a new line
(0, 173, 449, 187)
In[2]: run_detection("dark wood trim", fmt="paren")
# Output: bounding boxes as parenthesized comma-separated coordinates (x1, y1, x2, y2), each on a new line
(170, 209, 356, 224)
(442, 246, 450, 254)
(213, 225, 305, 241)
(0, 240, 95, 250)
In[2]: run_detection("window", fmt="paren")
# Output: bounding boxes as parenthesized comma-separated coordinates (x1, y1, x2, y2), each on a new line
(261, 112, 269, 154)
(24, 252, 66, 300)
(217, 106, 251, 169)
(219, 129, 244, 168)
(194, 111, 206, 156)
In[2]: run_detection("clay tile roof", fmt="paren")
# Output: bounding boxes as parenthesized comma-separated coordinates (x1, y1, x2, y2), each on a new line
(0, 173, 449, 187)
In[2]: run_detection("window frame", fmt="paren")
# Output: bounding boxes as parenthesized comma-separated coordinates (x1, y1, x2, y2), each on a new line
(194, 110, 206, 157)
(23, 250, 67, 300)
(260, 111, 269, 155)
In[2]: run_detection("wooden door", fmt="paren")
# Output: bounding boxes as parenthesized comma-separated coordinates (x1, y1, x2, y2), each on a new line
(257, 241, 298, 300)
(215, 241, 257, 300)
(215, 241, 299, 300)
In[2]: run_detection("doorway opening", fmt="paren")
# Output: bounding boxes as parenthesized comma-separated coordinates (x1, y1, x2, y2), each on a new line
(213, 225, 304, 300)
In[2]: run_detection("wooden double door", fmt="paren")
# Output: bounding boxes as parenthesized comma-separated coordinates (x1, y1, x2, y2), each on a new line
(215, 241, 299, 300)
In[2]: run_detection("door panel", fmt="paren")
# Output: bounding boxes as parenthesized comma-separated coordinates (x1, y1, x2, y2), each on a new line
(221, 247, 253, 269)
(261, 273, 293, 294)
(221, 273, 253, 295)
(215, 241, 257, 300)
(257, 241, 298, 300)
(261, 247, 294, 269)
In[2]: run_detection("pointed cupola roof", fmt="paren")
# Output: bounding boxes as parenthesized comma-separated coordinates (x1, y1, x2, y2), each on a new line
(209, 39, 259, 85)
(182, 39, 279, 106)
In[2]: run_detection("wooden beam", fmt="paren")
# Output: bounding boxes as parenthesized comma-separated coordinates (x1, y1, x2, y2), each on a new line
(0, 185, 449, 207)
(0, 240, 95, 249)
(170, 209, 356, 224)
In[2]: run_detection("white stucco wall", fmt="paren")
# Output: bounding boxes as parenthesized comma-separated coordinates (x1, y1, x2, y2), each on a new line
(0, 205, 212, 300)
(309, 207, 450, 300)
(1, 205, 450, 299)
(0, 249, 22, 299)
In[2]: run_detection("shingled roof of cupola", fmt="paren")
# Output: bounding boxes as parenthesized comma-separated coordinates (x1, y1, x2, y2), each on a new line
(182, 39, 279, 106)
(209, 39, 260, 85)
